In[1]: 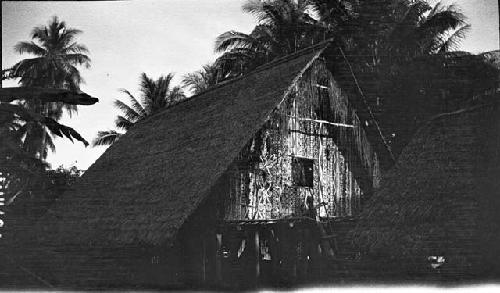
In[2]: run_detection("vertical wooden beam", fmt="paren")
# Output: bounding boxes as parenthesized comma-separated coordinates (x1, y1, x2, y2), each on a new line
(290, 226, 298, 280)
(318, 121, 323, 220)
(255, 229, 260, 282)
(270, 228, 278, 280)
(216, 233, 222, 284)
(202, 236, 207, 284)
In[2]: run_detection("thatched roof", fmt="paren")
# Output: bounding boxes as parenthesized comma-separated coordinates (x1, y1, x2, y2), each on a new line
(351, 98, 500, 277)
(31, 42, 330, 248)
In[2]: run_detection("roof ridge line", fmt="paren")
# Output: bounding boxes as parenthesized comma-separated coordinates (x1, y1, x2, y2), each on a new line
(193, 39, 333, 97)
(429, 99, 498, 122)
(413, 98, 499, 139)
(249, 39, 333, 73)
(141, 40, 333, 123)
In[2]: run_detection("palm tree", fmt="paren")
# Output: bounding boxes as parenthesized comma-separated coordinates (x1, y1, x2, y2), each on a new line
(6, 16, 91, 159)
(214, 0, 322, 78)
(93, 73, 185, 146)
(215, 0, 469, 79)
(362, 1, 471, 157)
(212, 0, 472, 160)
(1, 87, 95, 207)
(182, 63, 220, 95)
(377, 1, 469, 67)
(9, 16, 90, 90)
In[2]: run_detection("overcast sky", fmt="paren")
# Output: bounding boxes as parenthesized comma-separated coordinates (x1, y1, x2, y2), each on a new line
(2, 0, 499, 170)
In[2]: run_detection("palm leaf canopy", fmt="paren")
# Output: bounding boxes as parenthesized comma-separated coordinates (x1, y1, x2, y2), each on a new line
(92, 130, 122, 147)
(214, 0, 325, 78)
(9, 16, 90, 90)
(182, 63, 221, 95)
(92, 73, 185, 147)
(1, 103, 89, 147)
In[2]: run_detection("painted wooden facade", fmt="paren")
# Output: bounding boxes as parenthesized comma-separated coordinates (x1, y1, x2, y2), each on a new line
(223, 60, 381, 222)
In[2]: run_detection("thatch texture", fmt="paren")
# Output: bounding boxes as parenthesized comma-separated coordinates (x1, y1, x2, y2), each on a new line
(28, 43, 329, 249)
(351, 99, 500, 280)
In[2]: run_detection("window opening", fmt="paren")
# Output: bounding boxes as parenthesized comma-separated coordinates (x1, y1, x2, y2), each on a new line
(292, 157, 314, 187)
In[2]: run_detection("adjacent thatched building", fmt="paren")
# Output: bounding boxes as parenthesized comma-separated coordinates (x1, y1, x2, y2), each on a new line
(351, 97, 500, 282)
(7, 42, 390, 289)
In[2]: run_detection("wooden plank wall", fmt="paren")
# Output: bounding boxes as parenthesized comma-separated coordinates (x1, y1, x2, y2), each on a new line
(224, 60, 380, 221)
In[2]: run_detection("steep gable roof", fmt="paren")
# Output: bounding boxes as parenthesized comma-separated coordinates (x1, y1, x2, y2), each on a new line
(34, 42, 330, 247)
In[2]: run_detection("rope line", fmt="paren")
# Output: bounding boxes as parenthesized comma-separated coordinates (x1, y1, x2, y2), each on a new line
(337, 46, 396, 163)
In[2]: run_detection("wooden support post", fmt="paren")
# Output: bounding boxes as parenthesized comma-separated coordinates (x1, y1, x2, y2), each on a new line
(270, 228, 278, 281)
(255, 229, 260, 282)
(202, 236, 207, 284)
(318, 121, 324, 220)
(292, 228, 298, 280)
(216, 233, 222, 284)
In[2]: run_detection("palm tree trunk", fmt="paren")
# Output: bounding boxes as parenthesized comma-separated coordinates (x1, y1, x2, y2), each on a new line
(39, 81, 57, 160)
(39, 101, 48, 160)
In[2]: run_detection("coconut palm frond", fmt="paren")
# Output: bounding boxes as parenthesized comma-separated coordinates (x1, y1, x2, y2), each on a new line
(10, 57, 47, 83)
(140, 72, 183, 114)
(30, 25, 50, 43)
(13, 41, 47, 56)
(242, 0, 266, 17)
(247, 0, 283, 26)
(139, 72, 157, 112)
(115, 115, 135, 131)
(157, 73, 175, 87)
(214, 31, 258, 53)
(19, 121, 44, 158)
(92, 130, 122, 146)
(61, 53, 91, 68)
(61, 63, 84, 91)
(58, 28, 84, 47)
(2, 106, 88, 149)
(61, 42, 89, 55)
(413, 3, 468, 54)
(113, 99, 143, 122)
(419, 3, 467, 33)
(46, 102, 64, 121)
(182, 72, 205, 92)
(215, 46, 270, 76)
(118, 89, 147, 119)
(436, 24, 471, 53)
(44, 132, 56, 154)
(182, 63, 220, 95)
(154, 73, 175, 109)
(216, 48, 259, 63)
(401, 0, 431, 24)
(41, 116, 88, 146)
(168, 86, 185, 104)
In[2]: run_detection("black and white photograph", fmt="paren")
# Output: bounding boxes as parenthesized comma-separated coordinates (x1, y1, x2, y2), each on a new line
(1, 0, 499, 291)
